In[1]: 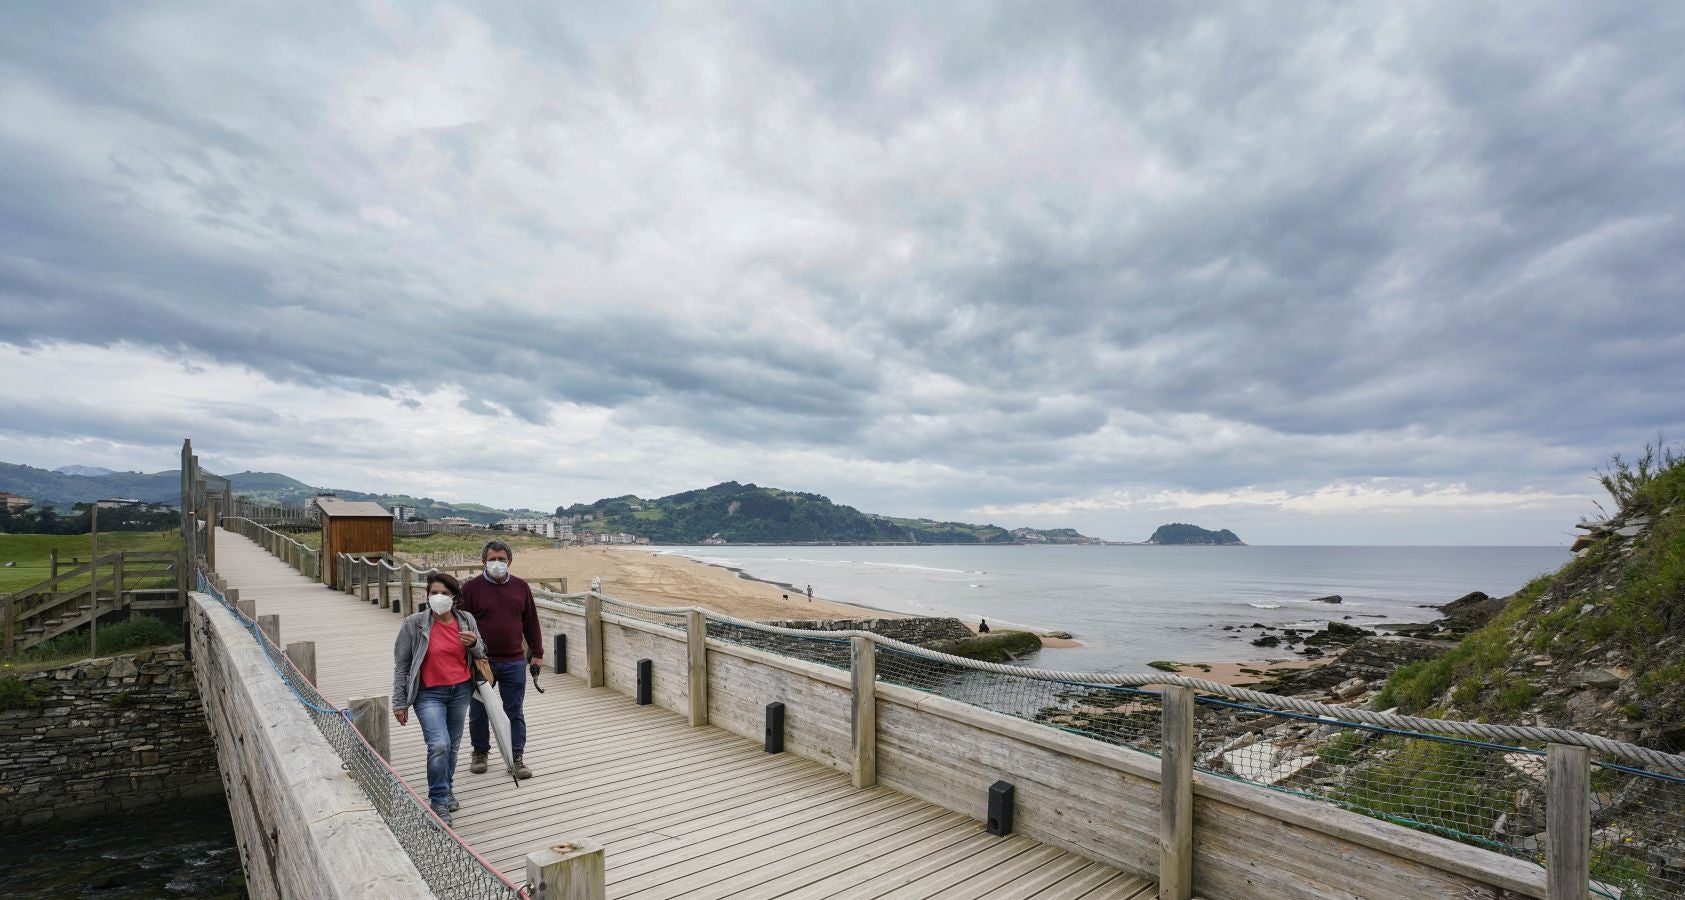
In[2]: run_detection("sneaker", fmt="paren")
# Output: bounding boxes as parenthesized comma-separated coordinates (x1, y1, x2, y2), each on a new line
(446, 795, 461, 812)
(431, 803, 453, 827)
(512, 755, 532, 780)
(470, 751, 487, 774)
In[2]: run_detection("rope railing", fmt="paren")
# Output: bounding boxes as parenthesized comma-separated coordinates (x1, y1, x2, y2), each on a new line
(232, 518, 1685, 899)
(193, 566, 528, 900)
(558, 589, 1685, 898)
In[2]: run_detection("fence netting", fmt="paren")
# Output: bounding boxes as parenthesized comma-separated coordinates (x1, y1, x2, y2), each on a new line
(601, 596, 686, 631)
(706, 618, 852, 669)
(1589, 763, 1685, 898)
(876, 646, 1165, 750)
(195, 570, 527, 900)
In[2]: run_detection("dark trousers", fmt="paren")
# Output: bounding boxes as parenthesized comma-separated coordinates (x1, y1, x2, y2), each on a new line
(469, 660, 528, 756)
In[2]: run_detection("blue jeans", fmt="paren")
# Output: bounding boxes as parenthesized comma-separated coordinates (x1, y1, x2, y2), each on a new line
(469, 660, 528, 756)
(413, 680, 472, 807)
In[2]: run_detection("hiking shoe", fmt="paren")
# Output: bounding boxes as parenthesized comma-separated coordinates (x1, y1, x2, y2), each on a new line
(446, 795, 461, 812)
(431, 803, 453, 827)
(512, 756, 532, 780)
(470, 751, 487, 774)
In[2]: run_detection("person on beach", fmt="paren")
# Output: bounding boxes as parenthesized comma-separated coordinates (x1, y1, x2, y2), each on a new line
(391, 572, 485, 826)
(978, 619, 990, 633)
(460, 540, 543, 780)
(806, 584, 813, 600)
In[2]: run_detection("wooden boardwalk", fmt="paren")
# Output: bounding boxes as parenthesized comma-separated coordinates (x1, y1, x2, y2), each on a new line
(212, 530, 1155, 899)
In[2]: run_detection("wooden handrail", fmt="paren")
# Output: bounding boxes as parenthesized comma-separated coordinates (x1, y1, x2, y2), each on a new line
(1, 552, 126, 599)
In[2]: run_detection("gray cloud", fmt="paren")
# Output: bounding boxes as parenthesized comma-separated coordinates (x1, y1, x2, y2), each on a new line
(1, 2, 1682, 543)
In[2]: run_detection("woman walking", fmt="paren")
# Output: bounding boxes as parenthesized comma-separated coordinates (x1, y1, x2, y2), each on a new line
(392, 572, 486, 826)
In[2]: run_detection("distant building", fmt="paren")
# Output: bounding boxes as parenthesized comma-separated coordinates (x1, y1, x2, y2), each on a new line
(95, 498, 170, 513)
(558, 523, 574, 540)
(0, 491, 33, 512)
(390, 505, 417, 521)
(497, 516, 564, 538)
(436, 515, 473, 527)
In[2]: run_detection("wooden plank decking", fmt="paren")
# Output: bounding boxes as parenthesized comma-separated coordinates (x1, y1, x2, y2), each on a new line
(212, 530, 1155, 899)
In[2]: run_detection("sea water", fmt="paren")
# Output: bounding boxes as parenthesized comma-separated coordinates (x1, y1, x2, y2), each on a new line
(656, 544, 1567, 672)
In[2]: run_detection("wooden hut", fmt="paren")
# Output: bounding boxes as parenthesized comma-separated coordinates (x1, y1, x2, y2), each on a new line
(314, 498, 393, 588)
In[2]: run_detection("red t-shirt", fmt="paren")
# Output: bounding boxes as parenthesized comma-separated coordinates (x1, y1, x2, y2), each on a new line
(420, 616, 471, 688)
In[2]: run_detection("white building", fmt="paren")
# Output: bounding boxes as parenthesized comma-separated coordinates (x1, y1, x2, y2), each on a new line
(390, 505, 417, 521)
(498, 516, 565, 538)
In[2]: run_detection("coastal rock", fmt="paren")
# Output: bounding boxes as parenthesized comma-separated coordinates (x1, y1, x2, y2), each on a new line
(1251, 635, 1281, 648)
(1262, 636, 1451, 695)
(1310, 595, 1342, 604)
(1436, 591, 1503, 633)
(1579, 669, 1623, 690)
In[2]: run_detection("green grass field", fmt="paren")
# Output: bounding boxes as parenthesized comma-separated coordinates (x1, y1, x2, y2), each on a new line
(393, 532, 552, 559)
(0, 531, 183, 594)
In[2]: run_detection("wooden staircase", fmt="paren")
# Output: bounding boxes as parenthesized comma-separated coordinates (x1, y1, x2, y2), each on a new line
(2, 550, 185, 655)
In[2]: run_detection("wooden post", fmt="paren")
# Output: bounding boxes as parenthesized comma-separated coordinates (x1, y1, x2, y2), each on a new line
(686, 610, 708, 727)
(1160, 685, 1195, 900)
(286, 641, 317, 684)
(360, 560, 372, 604)
(525, 839, 605, 900)
(378, 566, 390, 611)
(348, 695, 391, 760)
(50, 548, 58, 580)
(257, 614, 280, 647)
(851, 635, 877, 788)
(1547, 743, 1590, 900)
(112, 552, 125, 612)
(585, 594, 605, 688)
(400, 568, 414, 616)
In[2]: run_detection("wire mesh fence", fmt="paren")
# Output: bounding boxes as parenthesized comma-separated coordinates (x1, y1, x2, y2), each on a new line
(705, 618, 853, 669)
(194, 569, 528, 900)
(600, 596, 686, 631)
(1195, 695, 1550, 862)
(876, 646, 1165, 750)
(1589, 763, 1685, 899)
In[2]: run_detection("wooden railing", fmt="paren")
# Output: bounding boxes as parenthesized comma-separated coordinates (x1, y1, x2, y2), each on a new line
(2, 549, 185, 656)
(222, 516, 322, 580)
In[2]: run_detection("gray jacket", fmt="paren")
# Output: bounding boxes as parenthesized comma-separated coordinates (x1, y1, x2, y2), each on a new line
(392, 609, 487, 712)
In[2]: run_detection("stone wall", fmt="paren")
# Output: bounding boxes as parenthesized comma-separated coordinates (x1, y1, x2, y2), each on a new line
(0, 646, 221, 826)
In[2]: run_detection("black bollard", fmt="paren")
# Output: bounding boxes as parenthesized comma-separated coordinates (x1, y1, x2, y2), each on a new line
(554, 634, 567, 673)
(765, 702, 786, 753)
(636, 658, 652, 705)
(986, 780, 1015, 836)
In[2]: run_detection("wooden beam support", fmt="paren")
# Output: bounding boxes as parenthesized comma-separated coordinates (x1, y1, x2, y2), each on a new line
(285, 641, 317, 685)
(851, 635, 877, 788)
(348, 695, 391, 761)
(525, 839, 605, 900)
(1160, 684, 1195, 900)
(257, 614, 280, 647)
(1547, 743, 1590, 900)
(686, 610, 708, 727)
(585, 594, 605, 688)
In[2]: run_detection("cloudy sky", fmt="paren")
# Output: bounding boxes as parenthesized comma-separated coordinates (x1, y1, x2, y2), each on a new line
(2, 3, 1682, 545)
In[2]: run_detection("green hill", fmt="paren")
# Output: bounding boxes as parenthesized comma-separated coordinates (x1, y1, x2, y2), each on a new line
(1146, 523, 1245, 545)
(559, 482, 1097, 545)
(0, 463, 522, 526)
(1377, 440, 1685, 749)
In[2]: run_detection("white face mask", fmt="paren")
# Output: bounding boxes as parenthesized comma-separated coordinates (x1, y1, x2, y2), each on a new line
(485, 560, 510, 579)
(427, 593, 454, 616)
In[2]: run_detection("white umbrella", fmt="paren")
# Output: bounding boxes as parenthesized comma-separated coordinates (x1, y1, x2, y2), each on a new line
(473, 681, 518, 786)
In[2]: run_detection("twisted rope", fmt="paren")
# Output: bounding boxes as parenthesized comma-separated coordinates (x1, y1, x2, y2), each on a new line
(567, 592, 1685, 774)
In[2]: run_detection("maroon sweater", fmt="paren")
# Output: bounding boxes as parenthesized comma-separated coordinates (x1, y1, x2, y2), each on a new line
(459, 573, 543, 663)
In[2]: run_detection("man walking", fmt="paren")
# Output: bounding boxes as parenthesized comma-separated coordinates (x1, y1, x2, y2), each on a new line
(460, 539, 543, 779)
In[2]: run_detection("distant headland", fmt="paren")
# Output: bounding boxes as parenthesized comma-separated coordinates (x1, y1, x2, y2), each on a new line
(1145, 523, 1245, 545)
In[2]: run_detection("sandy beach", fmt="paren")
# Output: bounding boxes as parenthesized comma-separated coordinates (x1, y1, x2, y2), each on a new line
(1144, 657, 1331, 687)
(418, 544, 1089, 647)
(478, 545, 907, 621)
(406, 544, 1356, 671)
